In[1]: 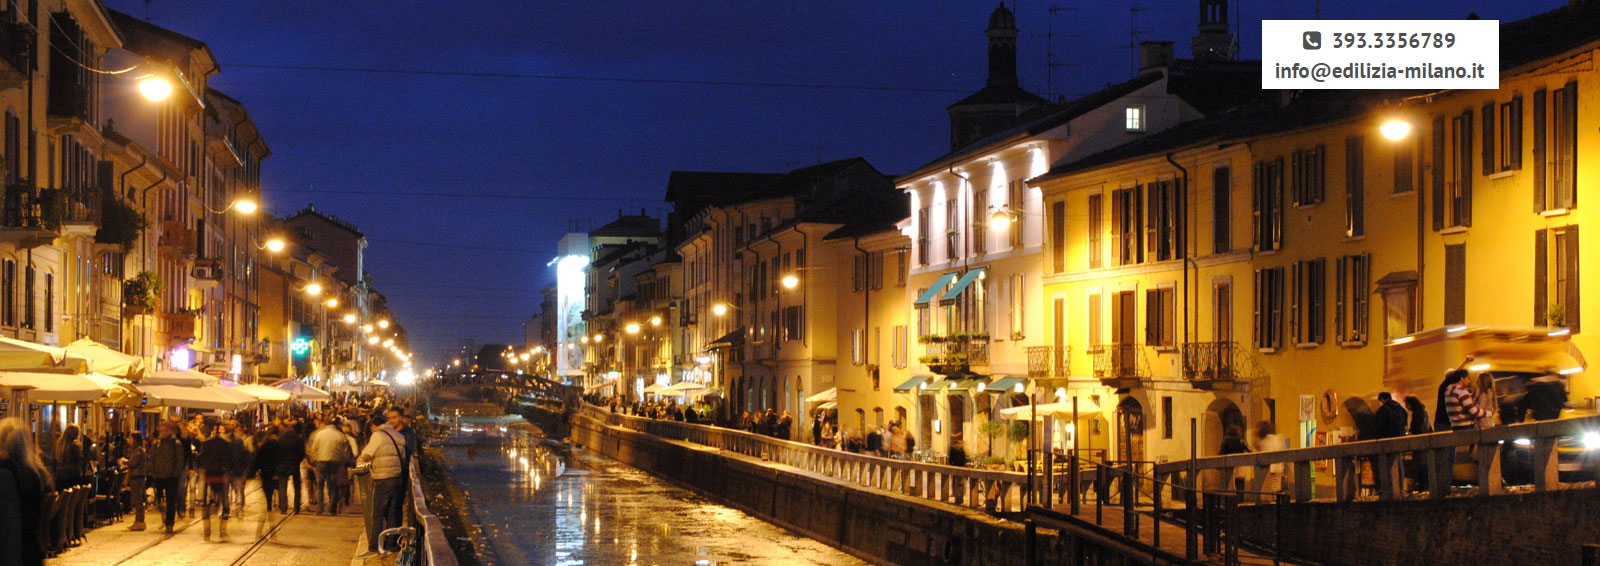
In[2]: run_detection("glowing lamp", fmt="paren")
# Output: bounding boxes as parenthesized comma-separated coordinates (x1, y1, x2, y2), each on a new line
(138, 76, 173, 102)
(1379, 119, 1412, 141)
(625, 323, 641, 334)
(781, 275, 799, 289)
(989, 210, 1012, 231)
(712, 304, 729, 316)
(305, 283, 322, 296)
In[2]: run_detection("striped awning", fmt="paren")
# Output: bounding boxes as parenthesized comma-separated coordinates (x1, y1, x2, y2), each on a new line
(913, 272, 960, 307)
(939, 268, 987, 302)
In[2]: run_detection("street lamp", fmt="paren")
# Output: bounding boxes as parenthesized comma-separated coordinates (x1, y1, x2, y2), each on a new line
(367, 336, 379, 345)
(1380, 119, 1412, 141)
(625, 323, 641, 335)
(137, 75, 173, 101)
(305, 283, 323, 296)
(650, 316, 662, 326)
(342, 314, 357, 324)
(378, 319, 390, 329)
(261, 237, 286, 253)
(325, 298, 339, 308)
(781, 274, 799, 289)
(712, 303, 730, 316)
(206, 197, 259, 215)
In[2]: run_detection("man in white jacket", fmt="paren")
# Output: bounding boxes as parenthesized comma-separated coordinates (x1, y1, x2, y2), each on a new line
(356, 409, 408, 557)
(306, 416, 352, 515)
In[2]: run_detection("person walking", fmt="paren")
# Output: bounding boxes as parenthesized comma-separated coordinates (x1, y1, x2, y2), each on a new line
(356, 408, 409, 557)
(277, 417, 307, 513)
(125, 432, 149, 531)
(1374, 393, 1409, 439)
(0, 418, 51, 566)
(252, 430, 286, 514)
(223, 420, 250, 518)
(197, 421, 235, 541)
(147, 421, 188, 534)
(307, 416, 352, 515)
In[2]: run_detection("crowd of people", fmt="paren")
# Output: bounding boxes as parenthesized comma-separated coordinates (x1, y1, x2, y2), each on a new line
(0, 391, 427, 564)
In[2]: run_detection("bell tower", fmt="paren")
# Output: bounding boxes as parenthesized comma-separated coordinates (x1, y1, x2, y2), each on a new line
(986, 3, 1019, 88)
(1191, 0, 1236, 61)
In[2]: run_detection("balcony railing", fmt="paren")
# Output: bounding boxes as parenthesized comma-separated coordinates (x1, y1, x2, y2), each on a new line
(191, 258, 223, 289)
(1026, 345, 1071, 378)
(1181, 341, 1269, 389)
(1090, 343, 1152, 381)
(159, 220, 196, 255)
(0, 19, 34, 86)
(918, 334, 991, 373)
(163, 311, 197, 341)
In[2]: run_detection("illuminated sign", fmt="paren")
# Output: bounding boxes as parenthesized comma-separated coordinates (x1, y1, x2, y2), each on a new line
(290, 337, 311, 356)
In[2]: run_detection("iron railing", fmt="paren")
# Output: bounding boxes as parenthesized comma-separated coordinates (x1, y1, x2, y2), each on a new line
(1027, 345, 1071, 378)
(1180, 341, 1267, 384)
(1091, 343, 1151, 380)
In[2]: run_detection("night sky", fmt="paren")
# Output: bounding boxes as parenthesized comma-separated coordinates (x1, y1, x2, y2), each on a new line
(104, 0, 1555, 364)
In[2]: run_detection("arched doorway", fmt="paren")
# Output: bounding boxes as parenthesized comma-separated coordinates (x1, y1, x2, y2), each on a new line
(1202, 398, 1247, 457)
(1116, 397, 1146, 463)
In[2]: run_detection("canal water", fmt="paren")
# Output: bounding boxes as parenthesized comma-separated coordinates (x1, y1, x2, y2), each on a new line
(439, 416, 868, 566)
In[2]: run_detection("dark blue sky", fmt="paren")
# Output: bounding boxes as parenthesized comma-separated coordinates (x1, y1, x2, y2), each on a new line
(105, 0, 1553, 363)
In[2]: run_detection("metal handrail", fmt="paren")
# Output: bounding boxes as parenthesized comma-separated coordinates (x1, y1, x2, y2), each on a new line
(407, 458, 458, 566)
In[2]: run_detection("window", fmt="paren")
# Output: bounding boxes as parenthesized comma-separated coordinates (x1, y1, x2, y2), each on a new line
(1345, 136, 1364, 238)
(796, 247, 806, 268)
(1125, 105, 1146, 132)
(895, 248, 908, 286)
(852, 255, 866, 292)
(1433, 111, 1473, 229)
(1444, 244, 1466, 325)
(917, 207, 930, 265)
(1213, 281, 1233, 343)
(1162, 396, 1174, 439)
(1253, 267, 1285, 350)
(1289, 259, 1326, 345)
(43, 272, 52, 333)
(1393, 135, 1416, 194)
(782, 305, 803, 341)
(1050, 200, 1067, 272)
(972, 185, 987, 254)
(1291, 145, 1326, 206)
(1009, 180, 1025, 248)
(1009, 273, 1025, 339)
(1534, 83, 1578, 212)
(1145, 286, 1175, 348)
(1335, 254, 1371, 344)
(1113, 187, 1144, 264)
(870, 251, 884, 290)
(892, 325, 908, 369)
(946, 198, 959, 260)
(1147, 180, 1178, 261)
(850, 329, 864, 365)
(22, 264, 33, 330)
(1087, 193, 1104, 268)
(0, 259, 12, 327)
(1495, 97, 1523, 173)
(1212, 167, 1230, 254)
(1087, 292, 1102, 350)
(916, 291, 929, 336)
(1252, 159, 1285, 252)
(1535, 226, 1580, 331)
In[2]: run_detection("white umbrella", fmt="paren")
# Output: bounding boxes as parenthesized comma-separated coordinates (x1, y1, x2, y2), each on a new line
(272, 379, 332, 401)
(0, 337, 89, 373)
(998, 399, 1103, 420)
(663, 381, 707, 395)
(141, 384, 259, 411)
(63, 339, 146, 379)
(0, 372, 114, 402)
(143, 369, 222, 387)
(804, 387, 837, 403)
(228, 383, 293, 403)
(643, 383, 669, 394)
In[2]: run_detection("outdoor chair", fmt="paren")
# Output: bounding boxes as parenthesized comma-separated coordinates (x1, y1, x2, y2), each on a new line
(51, 487, 71, 554)
(39, 491, 58, 557)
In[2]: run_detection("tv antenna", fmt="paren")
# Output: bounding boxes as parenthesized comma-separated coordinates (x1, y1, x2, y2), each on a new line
(1127, 3, 1152, 76)
(1044, 3, 1080, 101)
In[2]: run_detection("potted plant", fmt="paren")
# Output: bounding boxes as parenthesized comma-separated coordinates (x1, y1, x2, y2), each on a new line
(96, 199, 146, 248)
(122, 271, 162, 315)
(971, 332, 990, 341)
(918, 354, 939, 365)
(1546, 304, 1566, 328)
(979, 420, 1006, 458)
(1007, 420, 1031, 460)
(918, 334, 938, 344)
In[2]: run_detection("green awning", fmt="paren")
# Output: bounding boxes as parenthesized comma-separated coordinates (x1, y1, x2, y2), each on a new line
(919, 378, 958, 394)
(914, 272, 960, 307)
(892, 375, 931, 393)
(950, 378, 985, 392)
(939, 268, 987, 302)
(985, 376, 1027, 393)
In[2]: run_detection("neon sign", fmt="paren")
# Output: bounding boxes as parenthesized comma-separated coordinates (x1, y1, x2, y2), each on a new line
(290, 337, 311, 356)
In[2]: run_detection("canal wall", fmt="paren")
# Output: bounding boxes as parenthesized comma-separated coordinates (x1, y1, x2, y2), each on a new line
(572, 413, 1172, 566)
(1234, 486, 1600, 566)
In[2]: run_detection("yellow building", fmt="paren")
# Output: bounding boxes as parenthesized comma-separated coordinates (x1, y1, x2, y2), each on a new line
(1033, 2, 1600, 467)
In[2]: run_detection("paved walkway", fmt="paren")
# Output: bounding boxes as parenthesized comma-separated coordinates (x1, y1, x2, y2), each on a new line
(48, 478, 397, 566)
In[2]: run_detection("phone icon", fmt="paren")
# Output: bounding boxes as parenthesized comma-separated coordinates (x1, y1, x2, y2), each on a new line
(1303, 31, 1321, 50)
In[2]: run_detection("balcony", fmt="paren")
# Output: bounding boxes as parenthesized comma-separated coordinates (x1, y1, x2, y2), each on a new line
(163, 311, 197, 342)
(917, 333, 991, 374)
(1026, 345, 1072, 379)
(0, 184, 59, 248)
(0, 20, 33, 89)
(1090, 343, 1153, 388)
(49, 187, 101, 237)
(191, 258, 223, 290)
(1180, 341, 1269, 392)
(158, 220, 196, 257)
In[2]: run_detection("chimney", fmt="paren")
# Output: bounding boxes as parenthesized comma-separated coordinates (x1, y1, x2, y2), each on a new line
(1138, 41, 1175, 73)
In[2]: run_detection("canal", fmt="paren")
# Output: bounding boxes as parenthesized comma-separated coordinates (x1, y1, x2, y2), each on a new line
(438, 415, 868, 565)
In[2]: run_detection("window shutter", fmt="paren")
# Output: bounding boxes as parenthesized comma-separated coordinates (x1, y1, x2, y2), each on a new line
(1251, 163, 1263, 250)
(1146, 184, 1160, 260)
(1533, 89, 1547, 212)
(1253, 269, 1262, 348)
(1460, 111, 1473, 227)
(1534, 229, 1547, 325)
(1432, 118, 1446, 230)
(1336, 256, 1348, 342)
(1558, 82, 1578, 209)
(1566, 225, 1580, 332)
(1346, 136, 1365, 238)
(1290, 150, 1303, 206)
(1290, 262, 1301, 343)
(1145, 291, 1156, 345)
(1445, 244, 1466, 325)
(1213, 167, 1230, 253)
(1509, 97, 1523, 170)
(1481, 103, 1495, 176)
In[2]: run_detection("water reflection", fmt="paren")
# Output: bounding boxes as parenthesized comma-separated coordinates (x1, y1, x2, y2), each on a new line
(441, 421, 867, 565)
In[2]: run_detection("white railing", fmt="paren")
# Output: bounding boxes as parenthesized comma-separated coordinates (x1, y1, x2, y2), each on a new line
(575, 404, 1035, 512)
(408, 458, 457, 566)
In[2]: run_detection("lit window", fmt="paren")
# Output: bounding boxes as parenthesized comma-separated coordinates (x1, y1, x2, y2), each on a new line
(1125, 105, 1146, 132)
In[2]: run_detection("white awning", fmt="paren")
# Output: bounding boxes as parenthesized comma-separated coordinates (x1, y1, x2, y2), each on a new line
(229, 383, 293, 403)
(142, 369, 222, 387)
(643, 383, 669, 394)
(817, 401, 838, 410)
(0, 338, 89, 373)
(998, 399, 1103, 420)
(663, 381, 707, 395)
(140, 384, 259, 411)
(0, 372, 114, 402)
(804, 387, 837, 403)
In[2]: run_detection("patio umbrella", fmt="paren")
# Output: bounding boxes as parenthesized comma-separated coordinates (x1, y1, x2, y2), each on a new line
(0, 337, 89, 373)
(663, 381, 707, 395)
(0, 372, 115, 402)
(63, 339, 146, 379)
(85, 373, 140, 404)
(140, 384, 259, 411)
(142, 369, 222, 387)
(998, 399, 1103, 420)
(642, 383, 668, 395)
(228, 383, 293, 403)
(272, 379, 332, 401)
